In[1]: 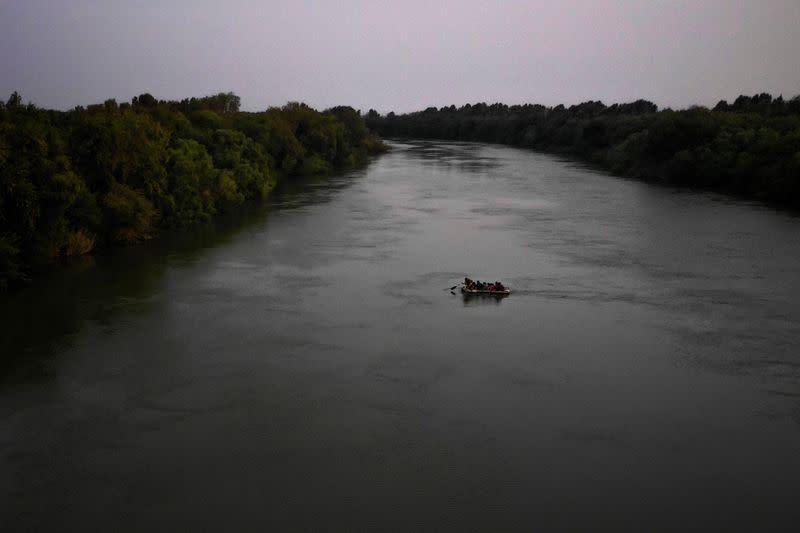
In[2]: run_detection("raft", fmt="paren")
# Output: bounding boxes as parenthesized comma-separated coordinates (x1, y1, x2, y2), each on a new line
(461, 286, 511, 296)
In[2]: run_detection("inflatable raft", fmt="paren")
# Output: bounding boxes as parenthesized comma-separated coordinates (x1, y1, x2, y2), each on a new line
(460, 286, 511, 296)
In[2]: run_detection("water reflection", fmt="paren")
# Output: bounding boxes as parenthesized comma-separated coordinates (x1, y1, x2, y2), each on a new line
(0, 169, 363, 383)
(404, 140, 502, 173)
(459, 293, 508, 306)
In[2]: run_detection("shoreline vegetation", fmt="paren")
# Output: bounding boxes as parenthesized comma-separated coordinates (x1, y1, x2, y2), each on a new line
(365, 94, 800, 210)
(0, 92, 387, 290)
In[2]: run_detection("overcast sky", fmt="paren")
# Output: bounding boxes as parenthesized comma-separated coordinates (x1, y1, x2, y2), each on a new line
(2, 0, 799, 113)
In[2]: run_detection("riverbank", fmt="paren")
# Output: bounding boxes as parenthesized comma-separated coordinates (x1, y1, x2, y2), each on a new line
(0, 92, 387, 290)
(365, 95, 800, 211)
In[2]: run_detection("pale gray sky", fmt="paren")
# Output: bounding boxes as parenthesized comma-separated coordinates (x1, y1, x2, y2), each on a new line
(2, 0, 799, 112)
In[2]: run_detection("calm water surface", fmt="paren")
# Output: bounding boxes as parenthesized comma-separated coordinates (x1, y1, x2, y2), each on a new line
(2, 141, 800, 531)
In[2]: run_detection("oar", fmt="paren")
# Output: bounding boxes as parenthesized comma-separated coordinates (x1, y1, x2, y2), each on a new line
(444, 285, 458, 291)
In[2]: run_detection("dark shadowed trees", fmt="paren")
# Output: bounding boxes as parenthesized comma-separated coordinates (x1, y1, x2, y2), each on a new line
(366, 94, 800, 209)
(0, 92, 386, 289)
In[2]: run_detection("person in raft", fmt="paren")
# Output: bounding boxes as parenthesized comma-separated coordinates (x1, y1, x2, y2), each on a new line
(489, 281, 506, 291)
(464, 277, 484, 289)
(464, 277, 505, 291)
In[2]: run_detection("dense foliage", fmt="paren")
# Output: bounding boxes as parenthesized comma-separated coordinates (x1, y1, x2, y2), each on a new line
(0, 92, 386, 289)
(366, 94, 800, 209)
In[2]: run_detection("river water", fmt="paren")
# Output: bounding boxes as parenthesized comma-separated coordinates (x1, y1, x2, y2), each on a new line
(2, 140, 800, 531)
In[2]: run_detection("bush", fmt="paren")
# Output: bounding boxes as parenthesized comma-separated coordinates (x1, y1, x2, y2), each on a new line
(102, 182, 158, 243)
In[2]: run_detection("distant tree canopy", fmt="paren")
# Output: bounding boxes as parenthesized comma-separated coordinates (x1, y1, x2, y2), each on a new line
(366, 94, 800, 211)
(0, 92, 386, 289)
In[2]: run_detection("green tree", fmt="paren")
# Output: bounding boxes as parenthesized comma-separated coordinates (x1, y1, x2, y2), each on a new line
(102, 182, 158, 243)
(164, 139, 218, 226)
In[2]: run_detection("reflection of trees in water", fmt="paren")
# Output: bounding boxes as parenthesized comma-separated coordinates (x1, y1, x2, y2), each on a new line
(402, 141, 501, 174)
(269, 167, 364, 210)
(0, 170, 367, 384)
(0, 247, 169, 383)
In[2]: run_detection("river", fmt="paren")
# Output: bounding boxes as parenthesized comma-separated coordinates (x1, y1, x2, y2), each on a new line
(2, 140, 800, 531)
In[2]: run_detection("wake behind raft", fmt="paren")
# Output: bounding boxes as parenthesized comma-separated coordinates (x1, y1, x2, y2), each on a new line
(450, 277, 511, 296)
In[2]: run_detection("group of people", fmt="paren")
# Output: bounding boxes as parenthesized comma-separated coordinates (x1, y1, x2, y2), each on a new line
(463, 277, 506, 292)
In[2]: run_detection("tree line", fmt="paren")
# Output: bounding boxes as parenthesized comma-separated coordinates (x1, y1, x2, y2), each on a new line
(366, 93, 800, 210)
(0, 92, 386, 290)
